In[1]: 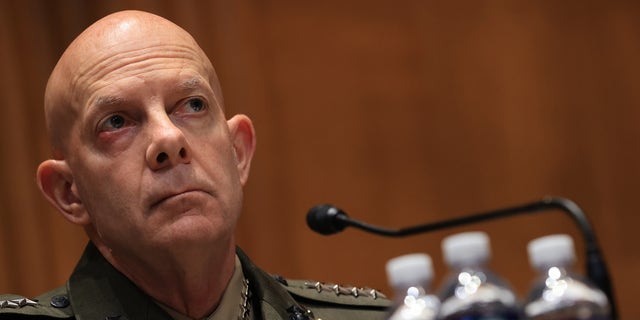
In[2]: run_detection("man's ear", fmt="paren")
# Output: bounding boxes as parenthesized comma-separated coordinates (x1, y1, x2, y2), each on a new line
(227, 114, 256, 186)
(37, 159, 90, 226)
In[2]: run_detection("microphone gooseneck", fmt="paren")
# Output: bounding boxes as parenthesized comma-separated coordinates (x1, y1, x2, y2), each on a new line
(306, 196, 617, 320)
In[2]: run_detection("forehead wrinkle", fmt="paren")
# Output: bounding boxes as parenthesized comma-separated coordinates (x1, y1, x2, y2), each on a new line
(72, 43, 205, 93)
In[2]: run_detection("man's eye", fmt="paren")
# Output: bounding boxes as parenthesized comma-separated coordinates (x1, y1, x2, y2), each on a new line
(99, 114, 128, 131)
(185, 98, 206, 113)
(108, 115, 126, 128)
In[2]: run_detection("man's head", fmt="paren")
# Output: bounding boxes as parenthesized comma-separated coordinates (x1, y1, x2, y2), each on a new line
(37, 10, 256, 269)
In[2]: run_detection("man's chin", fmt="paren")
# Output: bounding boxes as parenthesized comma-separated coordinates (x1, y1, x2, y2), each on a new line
(159, 214, 233, 244)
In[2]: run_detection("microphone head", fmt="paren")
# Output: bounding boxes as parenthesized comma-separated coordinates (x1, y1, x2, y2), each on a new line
(306, 204, 348, 235)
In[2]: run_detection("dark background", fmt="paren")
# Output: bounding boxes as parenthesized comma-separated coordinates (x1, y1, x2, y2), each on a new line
(1, 1, 638, 318)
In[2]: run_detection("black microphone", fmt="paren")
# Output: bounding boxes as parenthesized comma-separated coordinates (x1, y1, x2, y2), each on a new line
(306, 204, 348, 235)
(306, 196, 617, 320)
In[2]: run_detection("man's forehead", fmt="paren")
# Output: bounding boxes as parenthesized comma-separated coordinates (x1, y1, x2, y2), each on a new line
(61, 13, 218, 107)
(81, 11, 188, 45)
(62, 11, 201, 73)
(92, 76, 209, 107)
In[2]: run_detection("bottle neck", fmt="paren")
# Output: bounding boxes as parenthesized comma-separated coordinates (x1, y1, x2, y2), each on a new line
(538, 265, 572, 279)
(449, 263, 491, 281)
(394, 283, 429, 298)
(449, 258, 489, 271)
(444, 263, 513, 291)
(454, 264, 487, 272)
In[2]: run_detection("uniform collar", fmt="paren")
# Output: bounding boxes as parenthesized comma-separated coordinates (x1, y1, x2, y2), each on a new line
(67, 242, 171, 319)
(156, 255, 247, 320)
(67, 242, 303, 320)
(236, 247, 304, 319)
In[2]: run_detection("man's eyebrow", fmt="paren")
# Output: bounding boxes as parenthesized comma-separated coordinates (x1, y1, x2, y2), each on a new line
(94, 95, 124, 107)
(180, 77, 203, 91)
(91, 78, 204, 108)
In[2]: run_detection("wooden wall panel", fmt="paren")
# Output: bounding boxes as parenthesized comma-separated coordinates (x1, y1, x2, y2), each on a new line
(1, 0, 638, 318)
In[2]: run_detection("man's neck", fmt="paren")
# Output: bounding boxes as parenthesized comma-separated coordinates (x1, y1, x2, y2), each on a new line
(95, 239, 236, 319)
(158, 255, 247, 320)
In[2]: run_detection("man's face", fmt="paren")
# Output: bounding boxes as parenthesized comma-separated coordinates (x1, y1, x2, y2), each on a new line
(63, 31, 245, 259)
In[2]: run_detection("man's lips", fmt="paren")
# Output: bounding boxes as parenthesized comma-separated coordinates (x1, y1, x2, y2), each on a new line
(150, 189, 210, 209)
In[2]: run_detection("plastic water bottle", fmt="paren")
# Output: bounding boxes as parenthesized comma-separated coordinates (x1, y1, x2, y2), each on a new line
(524, 234, 611, 320)
(386, 253, 441, 320)
(437, 231, 522, 320)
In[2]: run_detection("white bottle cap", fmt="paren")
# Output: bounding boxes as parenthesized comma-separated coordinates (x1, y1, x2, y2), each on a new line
(386, 253, 434, 289)
(442, 231, 491, 268)
(527, 234, 575, 270)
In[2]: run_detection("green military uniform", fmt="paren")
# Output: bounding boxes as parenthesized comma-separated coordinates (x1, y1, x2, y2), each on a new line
(0, 243, 390, 319)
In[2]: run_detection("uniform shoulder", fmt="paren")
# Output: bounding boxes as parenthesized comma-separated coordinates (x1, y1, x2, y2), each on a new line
(276, 276, 391, 320)
(0, 286, 74, 319)
(283, 278, 390, 307)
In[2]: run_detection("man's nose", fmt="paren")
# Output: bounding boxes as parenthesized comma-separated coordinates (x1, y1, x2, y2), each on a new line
(145, 116, 192, 170)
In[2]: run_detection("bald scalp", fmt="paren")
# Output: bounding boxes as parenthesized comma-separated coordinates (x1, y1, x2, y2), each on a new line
(44, 10, 223, 159)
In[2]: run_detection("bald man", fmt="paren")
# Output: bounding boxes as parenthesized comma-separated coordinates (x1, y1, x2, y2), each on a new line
(0, 10, 389, 320)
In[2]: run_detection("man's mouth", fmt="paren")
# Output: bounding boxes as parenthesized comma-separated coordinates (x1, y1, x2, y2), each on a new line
(150, 189, 209, 209)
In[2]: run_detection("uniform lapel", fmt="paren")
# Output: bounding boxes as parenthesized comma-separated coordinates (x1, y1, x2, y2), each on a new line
(67, 243, 308, 320)
(67, 242, 172, 320)
(236, 247, 304, 320)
